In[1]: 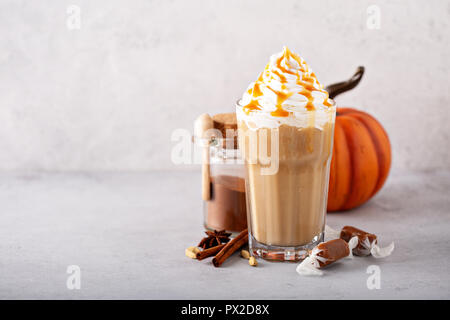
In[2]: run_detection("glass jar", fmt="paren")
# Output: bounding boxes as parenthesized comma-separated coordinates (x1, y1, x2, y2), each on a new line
(203, 137, 247, 234)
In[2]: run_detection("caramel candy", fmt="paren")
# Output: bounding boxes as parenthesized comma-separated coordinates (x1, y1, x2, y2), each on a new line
(325, 225, 394, 259)
(312, 239, 351, 268)
(297, 226, 395, 276)
(296, 237, 359, 276)
(340, 226, 378, 256)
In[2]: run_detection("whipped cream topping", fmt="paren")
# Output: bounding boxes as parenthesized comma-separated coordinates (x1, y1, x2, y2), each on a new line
(240, 46, 332, 116)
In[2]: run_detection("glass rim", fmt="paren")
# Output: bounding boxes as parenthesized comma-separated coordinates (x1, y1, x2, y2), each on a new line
(235, 98, 336, 111)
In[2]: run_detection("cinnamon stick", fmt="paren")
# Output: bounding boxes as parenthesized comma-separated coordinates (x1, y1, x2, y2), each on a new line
(196, 244, 226, 261)
(212, 229, 248, 267)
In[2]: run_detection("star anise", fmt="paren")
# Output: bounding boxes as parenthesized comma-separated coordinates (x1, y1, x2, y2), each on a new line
(198, 230, 232, 249)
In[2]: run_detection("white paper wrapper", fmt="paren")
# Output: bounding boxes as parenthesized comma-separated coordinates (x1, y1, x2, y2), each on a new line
(296, 257, 324, 276)
(346, 236, 359, 259)
(371, 242, 395, 258)
(357, 236, 373, 256)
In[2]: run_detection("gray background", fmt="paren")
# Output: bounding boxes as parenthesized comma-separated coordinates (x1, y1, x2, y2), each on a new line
(1, 170, 449, 299)
(0, 0, 449, 171)
(0, 0, 449, 300)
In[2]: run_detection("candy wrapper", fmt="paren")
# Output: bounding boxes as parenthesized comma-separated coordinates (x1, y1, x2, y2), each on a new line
(296, 237, 359, 276)
(325, 225, 395, 258)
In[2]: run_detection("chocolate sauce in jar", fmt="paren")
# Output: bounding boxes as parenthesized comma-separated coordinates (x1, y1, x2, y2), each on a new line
(206, 175, 247, 232)
(203, 113, 247, 233)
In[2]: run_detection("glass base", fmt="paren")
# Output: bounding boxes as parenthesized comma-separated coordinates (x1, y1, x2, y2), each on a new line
(249, 232, 324, 262)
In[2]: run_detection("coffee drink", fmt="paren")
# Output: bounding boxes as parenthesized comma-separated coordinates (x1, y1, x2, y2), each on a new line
(238, 121, 334, 246)
(236, 46, 336, 260)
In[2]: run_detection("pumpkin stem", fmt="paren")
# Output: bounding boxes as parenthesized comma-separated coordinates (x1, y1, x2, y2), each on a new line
(326, 66, 365, 99)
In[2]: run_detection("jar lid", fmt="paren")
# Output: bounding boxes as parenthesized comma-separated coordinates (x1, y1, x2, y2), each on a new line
(213, 113, 237, 135)
(212, 113, 238, 149)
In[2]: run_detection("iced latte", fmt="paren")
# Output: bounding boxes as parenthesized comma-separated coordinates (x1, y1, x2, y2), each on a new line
(236, 47, 336, 261)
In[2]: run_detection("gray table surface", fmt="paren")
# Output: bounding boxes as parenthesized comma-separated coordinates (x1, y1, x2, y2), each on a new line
(0, 169, 449, 299)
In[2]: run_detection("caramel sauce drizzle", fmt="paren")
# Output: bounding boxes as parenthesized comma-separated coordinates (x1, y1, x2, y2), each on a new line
(243, 100, 261, 113)
(253, 82, 263, 97)
(268, 86, 292, 117)
(242, 47, 332, 116)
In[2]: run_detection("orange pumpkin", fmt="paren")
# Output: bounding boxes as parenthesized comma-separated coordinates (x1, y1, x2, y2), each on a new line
(327, 108, 391, 211)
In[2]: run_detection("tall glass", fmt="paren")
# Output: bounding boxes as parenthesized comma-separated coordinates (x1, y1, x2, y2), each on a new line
(236, 101, 336, 261)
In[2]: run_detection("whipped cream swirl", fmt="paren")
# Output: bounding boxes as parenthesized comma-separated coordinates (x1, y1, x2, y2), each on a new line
(240, 46, 332, 117)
